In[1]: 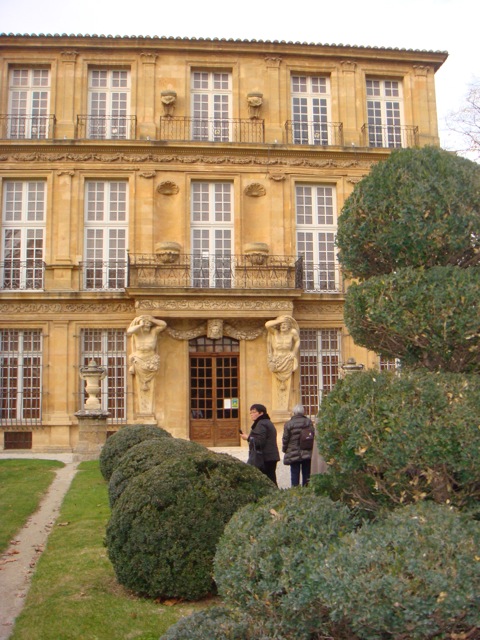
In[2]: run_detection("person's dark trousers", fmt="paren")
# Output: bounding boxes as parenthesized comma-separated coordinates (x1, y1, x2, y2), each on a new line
(290, 459, 312, 487)
(262, 460, 278, 486)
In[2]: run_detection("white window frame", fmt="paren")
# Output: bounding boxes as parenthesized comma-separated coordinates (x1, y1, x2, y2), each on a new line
(83, 181, 128, 290)
(300, 328, 342, 418)
(80, 329, 127, 423)
(366, 78, 404, 148)
(87, 69, 131, 139)
(0, 329, 43, 425)
(8, 68, 50, 139)
(295, 184, 339, 292)
(378, 355, 401, 371)
(191, 182, 234, 288)
(191, 71, 232, 141)
(291, 75, 330, 145)
(1, 181, 46, 290)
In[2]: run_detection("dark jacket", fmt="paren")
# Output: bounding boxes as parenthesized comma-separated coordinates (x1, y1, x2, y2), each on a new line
(282, 414, 314, 464)
(248, 413, 280, 462)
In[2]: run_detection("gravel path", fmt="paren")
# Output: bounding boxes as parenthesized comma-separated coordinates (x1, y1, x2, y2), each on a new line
(0, 447, 293, 639)
(0, 455, 78, 640)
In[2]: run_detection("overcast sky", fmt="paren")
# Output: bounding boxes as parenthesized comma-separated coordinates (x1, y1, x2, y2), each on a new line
(2, 0, 478, 155)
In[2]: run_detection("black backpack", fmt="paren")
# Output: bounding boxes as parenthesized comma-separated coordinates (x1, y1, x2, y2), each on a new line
(299, 422, 315, 450)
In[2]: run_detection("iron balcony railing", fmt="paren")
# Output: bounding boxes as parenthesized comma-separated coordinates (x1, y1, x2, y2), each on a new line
(284, 121, 344, 146)
(128, 253, 303, 290)
(159, 117, 265, 143)
(76, 115, 137, 140)
(0, 260, 45, 290)
(301, 261, 345, 293)
(0, 114, 56, 139)
(361, 123, 419, 149)
(79, 260, 128, 291)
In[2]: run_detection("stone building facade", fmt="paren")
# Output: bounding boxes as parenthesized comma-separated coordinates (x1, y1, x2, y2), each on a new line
(0, 33, 447, 451)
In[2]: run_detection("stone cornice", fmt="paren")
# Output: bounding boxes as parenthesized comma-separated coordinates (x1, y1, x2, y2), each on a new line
(0, 148, 376, 171)
(0, 34, 449, 72)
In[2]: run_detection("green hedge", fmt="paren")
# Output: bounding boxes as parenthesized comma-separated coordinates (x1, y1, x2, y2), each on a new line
(344, 265, 480, 373)
(323, 502, 480, 639)
(99, 424, 172, 481)
(336, 146, 480, 280)
(313, 369, 480, 514)
(108, 437, 206, 507)
(159, 606, 251, 640)
(106, 452, 276, 600)
(214, 489, 357, 640)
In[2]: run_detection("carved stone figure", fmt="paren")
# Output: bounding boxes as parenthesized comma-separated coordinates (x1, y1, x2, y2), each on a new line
(265, 315, 300, 390)
(207, 318, 224, 339)
(127, 315, 167, 415)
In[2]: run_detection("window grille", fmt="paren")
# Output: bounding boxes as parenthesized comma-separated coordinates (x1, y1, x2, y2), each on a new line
(0, 329, 42, 426)
(300, 328, 342, 418)
(80, 329, 127, 423)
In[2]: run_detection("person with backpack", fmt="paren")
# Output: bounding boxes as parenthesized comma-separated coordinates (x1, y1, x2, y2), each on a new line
(282, 404, 315, 486)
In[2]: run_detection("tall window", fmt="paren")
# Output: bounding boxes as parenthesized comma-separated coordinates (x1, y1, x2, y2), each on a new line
(87, 69, 130, 139)
(83, 181, 128, 290)
(8, 68, 50, 139)
(291, 75, 330, 145)
(81, 329, 127, 423)
(1, 181, 45, 290)
(366, 78, 403, 148)
(300, 329, 342, 418)
(191, 71, 232, 141)
(296, 184, 339, 291)
(0, 329, 43, 425)
(378, 355, 401, 371)
(191, 182, 233, 288)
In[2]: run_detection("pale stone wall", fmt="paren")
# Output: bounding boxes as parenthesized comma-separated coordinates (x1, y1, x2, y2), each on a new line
(0, 34, 447, 451)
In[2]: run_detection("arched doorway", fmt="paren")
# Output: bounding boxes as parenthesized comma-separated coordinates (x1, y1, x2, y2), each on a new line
(189, 335, 240, 446)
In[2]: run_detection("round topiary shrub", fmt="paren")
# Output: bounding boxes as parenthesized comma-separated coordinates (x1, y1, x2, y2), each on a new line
(106, 452, 276, 600)
(323, 502, 480, 640)
(99, 424, 172, 481)
(108, 437, 207, 507)
(313, 368, 480, 515)
(344, 265, 480, 373)
(336, 146, 480, 280)
(214, 489, 358, 640)
(159, 606, 251, 640)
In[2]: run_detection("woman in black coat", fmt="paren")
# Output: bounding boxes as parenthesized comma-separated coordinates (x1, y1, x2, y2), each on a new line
(282, 404, 314, 486)
(241, 403, 280, 485)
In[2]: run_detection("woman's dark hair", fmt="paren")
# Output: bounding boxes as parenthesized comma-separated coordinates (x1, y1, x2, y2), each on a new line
(250, 404, 267, 414)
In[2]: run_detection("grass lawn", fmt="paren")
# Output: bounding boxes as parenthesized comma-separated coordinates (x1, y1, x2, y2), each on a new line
(10, 461, 211, 640)
(0, 459, 64, 554)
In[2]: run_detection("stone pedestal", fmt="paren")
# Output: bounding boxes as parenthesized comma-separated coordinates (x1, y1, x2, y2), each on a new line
(74, 410, 110, 460)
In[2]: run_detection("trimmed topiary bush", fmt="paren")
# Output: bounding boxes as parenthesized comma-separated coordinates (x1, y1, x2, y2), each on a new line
(214, 489, 358, 640)
(99, 424, 172, 481)
(106, 452, 276, 600)
(108, 437, 207, 507)
(344, 265, 480, 372)
(323, 502, 480, 640)
(312, 369, 480, 514)
(159, 606, 251, 640)
(336, 146, 480, 280)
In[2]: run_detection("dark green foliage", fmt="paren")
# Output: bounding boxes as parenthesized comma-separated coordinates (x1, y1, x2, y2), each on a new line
(336, 146, 480, 280)
(99, 424, 172, 481)
(323, 502, 480, 640)
(108, 437, 207, 507)
(105, 452, 276, 600)
(312, 369, 480, 514)
(214, 490, 357, 640)
(159, 606, 251, 640)
(344, 265, 480, 372)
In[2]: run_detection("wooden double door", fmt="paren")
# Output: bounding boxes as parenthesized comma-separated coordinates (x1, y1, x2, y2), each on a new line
(189, 336, 240, 447)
